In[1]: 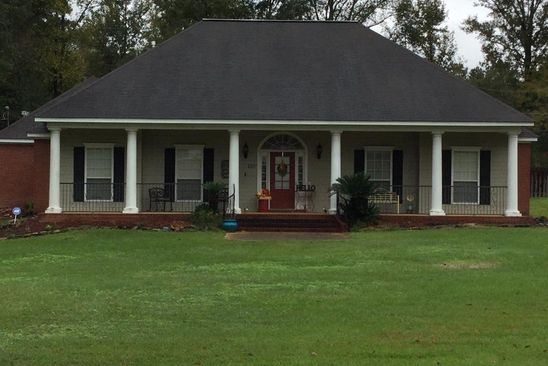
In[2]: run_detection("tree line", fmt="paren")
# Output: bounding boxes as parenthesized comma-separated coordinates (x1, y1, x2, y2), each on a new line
(0, 0, 546, 163)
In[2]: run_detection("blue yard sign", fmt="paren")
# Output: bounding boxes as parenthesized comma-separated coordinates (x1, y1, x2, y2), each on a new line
(12, 207, 21, 223)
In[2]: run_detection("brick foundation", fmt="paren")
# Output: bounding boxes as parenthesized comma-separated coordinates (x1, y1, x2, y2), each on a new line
(518, 143, 531, 216)
(40, 213, 191, 228)
(378, 214, 535, 227)
(38, 212, 536, 231)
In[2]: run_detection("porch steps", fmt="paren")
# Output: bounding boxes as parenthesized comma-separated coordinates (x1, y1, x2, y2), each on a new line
(236, 213, 347, 232)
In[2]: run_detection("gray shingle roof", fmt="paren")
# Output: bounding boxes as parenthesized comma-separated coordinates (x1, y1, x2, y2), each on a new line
(519, 128, 538, 139)
(0, 77, 97, 140)
(36, 20, 531, 123)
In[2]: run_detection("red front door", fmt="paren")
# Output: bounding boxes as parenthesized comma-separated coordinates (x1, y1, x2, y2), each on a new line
(270, 152, 295, 209)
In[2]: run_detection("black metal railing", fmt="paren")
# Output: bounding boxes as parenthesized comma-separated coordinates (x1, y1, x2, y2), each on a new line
(60, 183, 125, 212)
(139, 183, 203, 212)
(442, 185, 506, 215)
(329, 185, 507, 217)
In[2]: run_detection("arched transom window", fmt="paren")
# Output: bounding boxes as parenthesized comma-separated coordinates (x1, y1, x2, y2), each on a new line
(261, 134, 304, 150)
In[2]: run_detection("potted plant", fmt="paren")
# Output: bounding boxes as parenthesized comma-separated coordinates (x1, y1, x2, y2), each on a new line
(203, 182, 226, 211)
(256, 189, 271, 212)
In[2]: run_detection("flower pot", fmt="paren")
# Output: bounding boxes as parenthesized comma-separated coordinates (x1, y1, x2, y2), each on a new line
(222, 219, 238, 232)
(258, 199, 269, 212)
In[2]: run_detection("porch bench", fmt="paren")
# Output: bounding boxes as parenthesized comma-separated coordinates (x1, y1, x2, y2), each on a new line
(369, 192, 400, 214)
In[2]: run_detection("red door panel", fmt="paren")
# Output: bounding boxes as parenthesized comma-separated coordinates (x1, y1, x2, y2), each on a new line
(270, 152, 295, 209)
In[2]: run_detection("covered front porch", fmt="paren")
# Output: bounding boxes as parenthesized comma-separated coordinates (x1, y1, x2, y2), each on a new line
(44, 125, 523, 217)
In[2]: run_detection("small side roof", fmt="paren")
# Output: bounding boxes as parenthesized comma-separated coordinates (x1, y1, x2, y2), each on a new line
(519, 128, 538, 141)
(0, 77, 97, 141)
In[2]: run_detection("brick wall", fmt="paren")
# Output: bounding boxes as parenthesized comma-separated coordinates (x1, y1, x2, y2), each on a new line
(518, 143, 531, 216)
(0, 140, 50, 212)
(0, 144, 35, 209)
(33, 140, 50, 212)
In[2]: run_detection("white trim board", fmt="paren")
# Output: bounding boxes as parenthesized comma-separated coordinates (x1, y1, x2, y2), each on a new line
(0, 139, 34, 144)
(35, 117, 534, 127)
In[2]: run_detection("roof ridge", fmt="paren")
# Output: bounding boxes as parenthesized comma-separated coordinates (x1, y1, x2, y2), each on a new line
(202, 18, 359, 23)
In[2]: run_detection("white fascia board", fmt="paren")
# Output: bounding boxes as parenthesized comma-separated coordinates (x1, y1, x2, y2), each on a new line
(27, 133, 50, 139)
(35, 117, 535, 127)
(0, 139, 34, 144)
(518, 137, 538, 142)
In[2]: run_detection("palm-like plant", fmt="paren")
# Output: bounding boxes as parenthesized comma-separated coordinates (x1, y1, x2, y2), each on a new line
(331, 173, 380, 226)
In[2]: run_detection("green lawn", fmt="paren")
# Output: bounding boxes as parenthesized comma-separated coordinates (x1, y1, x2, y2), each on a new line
(530, 197, 548, 217)
(1, 229, 547, 365)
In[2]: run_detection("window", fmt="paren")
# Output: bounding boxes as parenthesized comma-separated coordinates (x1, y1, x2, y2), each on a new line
(365, 149, 392, 191)
(86, 146, 113, 201)
(261, 155, 267, 189)
(176, 146, 203, 201)
(452, 149, 479, 204)
(297, 155, 304, 186)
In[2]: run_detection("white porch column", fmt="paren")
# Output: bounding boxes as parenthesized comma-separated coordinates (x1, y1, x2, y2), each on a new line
(123, 128, 139, 213)
(430, 131, 445, 216)
(229, 129, 241, 214)
(505, 131, 521, 216)
(46, 128, 62, 213)
(329, 130, 342, 214)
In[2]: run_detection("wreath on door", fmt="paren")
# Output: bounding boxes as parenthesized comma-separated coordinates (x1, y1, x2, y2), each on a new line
(276, 160, 288, 177)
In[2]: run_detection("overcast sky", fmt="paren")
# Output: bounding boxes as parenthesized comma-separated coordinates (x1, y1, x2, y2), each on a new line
(373, 0, 491, 68)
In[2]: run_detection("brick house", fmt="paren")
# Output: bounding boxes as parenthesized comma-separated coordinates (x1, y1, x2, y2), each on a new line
(0, 20, 538, 222)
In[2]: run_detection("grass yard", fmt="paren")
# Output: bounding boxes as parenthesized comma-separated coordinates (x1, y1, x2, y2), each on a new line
(1, 228, 547, 365)
(530, 197, 548, 218)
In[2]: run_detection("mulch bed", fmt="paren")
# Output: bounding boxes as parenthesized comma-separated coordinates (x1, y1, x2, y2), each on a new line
(0, 208, 195, 240)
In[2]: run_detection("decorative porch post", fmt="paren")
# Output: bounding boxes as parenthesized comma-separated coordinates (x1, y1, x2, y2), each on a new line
(505, 131, 521, 216)
(46, 128, 62, 213)
(123, 128, 139, 213)
(229, 129, 241, 214)
(329, 130, 342, 214)
(430, 131, 445, 216)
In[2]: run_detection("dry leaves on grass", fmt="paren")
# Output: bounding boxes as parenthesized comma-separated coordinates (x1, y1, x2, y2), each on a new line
(438, 261, 499, 270)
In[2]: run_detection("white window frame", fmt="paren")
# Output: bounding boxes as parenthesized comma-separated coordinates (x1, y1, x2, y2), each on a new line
(175, 144, 204, 202)
(364, 147, 394, 191)
(451, 147, 481, 205)
(84, 143, 114, 202)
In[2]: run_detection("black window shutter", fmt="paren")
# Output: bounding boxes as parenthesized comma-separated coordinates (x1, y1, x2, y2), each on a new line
(442, 150, 452, 204)
(479, 150, 491, 205)
(73, 147, 85, 202)
(164, 148, 175, 201)
(202, 148, 214, 202)
(354, 149, 365, 174)
(113, 147, 125, 202)
(392, 150, 403, 202)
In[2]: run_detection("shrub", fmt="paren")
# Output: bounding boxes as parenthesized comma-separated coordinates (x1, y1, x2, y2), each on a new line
(203, 182, 226, 211)
(190, 204, 222, 231)
(331, 173, 379, 228)
(23, 201, 35, 217)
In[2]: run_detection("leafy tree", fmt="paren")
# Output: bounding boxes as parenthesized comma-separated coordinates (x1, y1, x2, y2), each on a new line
(463, 0, 547, 81)
(307, 0, 394, 25)
(0, 0, 87, 123)
(150, 0, 255, 42)
(388, 0, 466, 76)
(255, 0, 310, 19)
(79, 0, 153, 76)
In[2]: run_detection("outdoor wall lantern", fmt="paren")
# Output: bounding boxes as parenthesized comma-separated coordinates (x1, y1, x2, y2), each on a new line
(316, 143, 323, 159)
(243, 142, 249, 159)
